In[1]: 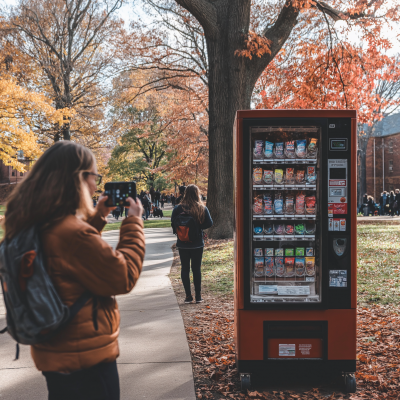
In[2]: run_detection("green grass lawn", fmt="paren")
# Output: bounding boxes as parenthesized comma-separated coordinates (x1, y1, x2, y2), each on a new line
(103, 218, 171, 231)
(163, 210, 172, 217)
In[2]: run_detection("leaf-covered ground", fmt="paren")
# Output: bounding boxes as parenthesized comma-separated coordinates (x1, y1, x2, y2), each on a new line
(170, 225, 400, 399)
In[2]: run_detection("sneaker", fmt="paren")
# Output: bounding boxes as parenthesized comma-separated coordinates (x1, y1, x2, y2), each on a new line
(195, 296, 204, 303)
(184, 296, 193, 304)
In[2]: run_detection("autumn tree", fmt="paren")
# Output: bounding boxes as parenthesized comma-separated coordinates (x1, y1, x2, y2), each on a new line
(7, 0, 124, 142)
(141, 0, 400, 238)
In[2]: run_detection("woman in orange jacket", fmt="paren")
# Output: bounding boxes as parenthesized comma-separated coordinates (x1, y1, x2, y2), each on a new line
(4, 142, 145, 400)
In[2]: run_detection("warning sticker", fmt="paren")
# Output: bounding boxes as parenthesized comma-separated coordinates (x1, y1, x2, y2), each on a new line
(329, 180, 346, 186)
(332, 203, 347, 214)
(279, 344, 295, 357)
(299, 344, 312, 356)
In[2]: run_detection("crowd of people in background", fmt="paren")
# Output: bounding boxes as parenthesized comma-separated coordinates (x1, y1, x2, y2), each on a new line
(361, 190, 400, 217)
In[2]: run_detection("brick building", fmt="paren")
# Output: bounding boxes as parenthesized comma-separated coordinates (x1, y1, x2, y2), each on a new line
(365, 113, 400, 200)
(0, 151, 32, 184)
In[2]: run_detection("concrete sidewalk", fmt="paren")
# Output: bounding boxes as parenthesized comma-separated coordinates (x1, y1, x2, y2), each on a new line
(0, 227, 195, 400)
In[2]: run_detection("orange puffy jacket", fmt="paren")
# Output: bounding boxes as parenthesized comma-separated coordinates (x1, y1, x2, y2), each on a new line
(31, 212, 145, 372)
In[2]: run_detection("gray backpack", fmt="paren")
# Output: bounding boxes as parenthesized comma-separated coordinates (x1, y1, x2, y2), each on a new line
(0, 226, 91, 358)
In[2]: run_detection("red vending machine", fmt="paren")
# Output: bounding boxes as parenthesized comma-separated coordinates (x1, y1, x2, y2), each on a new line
(233, 110, 357, 393)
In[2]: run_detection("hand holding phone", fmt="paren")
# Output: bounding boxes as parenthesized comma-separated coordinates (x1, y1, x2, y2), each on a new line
(104, 182, 137, 207)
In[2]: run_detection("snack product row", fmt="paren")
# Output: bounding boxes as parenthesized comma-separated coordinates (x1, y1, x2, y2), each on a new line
(253, 167, 317, 185)
(254, 138, 318, 160)
(254, 256, 316, 277)
(253, 192, 316, 215)
(254, 222, 316, 236)
(254, 247, 314, 257)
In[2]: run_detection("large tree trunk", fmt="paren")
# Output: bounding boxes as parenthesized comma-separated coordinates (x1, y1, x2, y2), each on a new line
(205, 1, 252, 238)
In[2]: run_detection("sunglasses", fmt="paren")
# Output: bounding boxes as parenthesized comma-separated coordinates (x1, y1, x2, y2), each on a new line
(84, 172, 102, 185)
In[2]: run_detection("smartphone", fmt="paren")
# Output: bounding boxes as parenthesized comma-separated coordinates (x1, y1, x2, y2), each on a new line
(104, 181, 137, 207)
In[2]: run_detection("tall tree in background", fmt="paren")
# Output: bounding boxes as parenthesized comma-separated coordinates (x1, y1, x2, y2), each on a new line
(7, 0, 123, 142)
(142, 0, 399, 238)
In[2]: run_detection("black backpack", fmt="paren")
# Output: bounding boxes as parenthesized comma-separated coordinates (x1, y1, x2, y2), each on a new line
(172, 211, 201, 242)
(0, 226, 92, 358)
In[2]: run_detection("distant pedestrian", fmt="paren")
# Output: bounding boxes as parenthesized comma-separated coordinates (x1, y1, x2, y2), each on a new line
(367, 196, 375, 216)
(114, 206, 121, 220)
(171, 194, 176, 207)
(141, 192, 150, 220)
(389, 191, 396, 217)
(155, 189, 161, 207)
(160, 195, 165, 208)
(171, 184, 213, 304)
(176, 186, 186, 205)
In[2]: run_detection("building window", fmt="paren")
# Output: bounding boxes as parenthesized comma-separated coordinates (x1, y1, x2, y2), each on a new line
(20, 172, 23, 176)
(11, 170, 15, 176)
(389, 160, 394, 172)
(389, 141, 394, 153)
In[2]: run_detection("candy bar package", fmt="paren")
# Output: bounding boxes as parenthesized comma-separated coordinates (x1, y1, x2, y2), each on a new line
(285, 224, 294, 235)
(296, 193, 305, 214)
(275, 142, 284, 158)
(274, 192, 284, 214)
(295, 223, 305, 235)
(296, 170, 305, 184)
(263, 170, 274, 184)
(307, 138, 318, 157)
(305, 257, 316, 276)
(264, 222, 274, 235)
(253, 167, 263, 184)
(275, 248, 284, 256)
(305, 221, 316, 234)
(285, 194, 295, 214)
(285, 248, 294, 256)
(254, 257, 265, 277)
(285, 257, 295, 277)
(306, 247, 314, 256)
(265, 256, 275, 277)
(254, 225, 263, 235)
(286, 168, 295, 184)
(265, 248, 274, 257)
(254, 140, 263, 159)
(263, 193, 273, 215)
(264, 141, 274, 159)
(296, 139, 307, 158)
(305, 195, 316, 215)
(274, 169, 284, 184)
(254, 248, 263, 256)
(275, 257, 285, 277)
(285, 140, 295, 158)
(306, 166, 317, 184)
(295, 257, 305, 277)
(295, 247, 305, 256)
(253, 195, 263, 214)
(274, 223, 285, 235)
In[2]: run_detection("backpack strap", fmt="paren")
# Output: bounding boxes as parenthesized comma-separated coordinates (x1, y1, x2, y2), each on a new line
(66, 291, 92, 324)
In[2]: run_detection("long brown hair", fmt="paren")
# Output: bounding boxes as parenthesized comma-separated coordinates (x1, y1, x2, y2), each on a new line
(181, 184, 205, 224)
(4, 141, 95, 239)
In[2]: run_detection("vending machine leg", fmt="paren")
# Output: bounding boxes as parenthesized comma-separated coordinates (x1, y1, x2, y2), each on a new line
(240, 373, 252, 392)
(343, 372, 356, 393)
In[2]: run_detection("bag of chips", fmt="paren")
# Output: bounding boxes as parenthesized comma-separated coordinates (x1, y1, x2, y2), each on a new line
(275, 257, 285, 277)
(264, 222, 273, 235)
(263, 192, 273, 215)
(253, 195, 263, 214)
(305, 221, 316, 234)
(275, 142, 284, 158)
(275, 169, 284, 184)
(306, 166, 317, 184)
(285, 194, 295, 214)
(265, 257, 275, 277)
(254, 257, 265, 277)
(285, 248, 294, 256)
(295, 223, 305, 235)
(253, 167, 263, 184)
(307, 138, 318, 157)
(296, 247, 305, 256)
(305, 196, 316, 215)
(296, 170, 305, 184)
(274, 224, 285, 235)
(296, 193, 305, 214)
(265, 248, 274, 256)
(254, 140, 263, 159)
(306, 247, 314, 256)
(296, 139, 307, 158)
(286, 168, 295, 184)
(285, 141, 295, 158)
(295, 257, 305, 276)
(305, 257, 315, 276)
(274, 198, 284, 215)
(263, 170, 274, 184)
(264, 141, 274, 159)
(285, 257, 295, 277)
(254, 225, 263, 235)
(275, 248, 284, 256)
(285, 224, 294, 235)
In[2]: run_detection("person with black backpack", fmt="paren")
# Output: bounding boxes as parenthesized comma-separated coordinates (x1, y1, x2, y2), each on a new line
(171, 184, 213, 304)
(0, 142, 145, 400)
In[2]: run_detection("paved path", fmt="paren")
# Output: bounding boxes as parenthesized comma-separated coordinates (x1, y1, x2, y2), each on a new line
(0, 228, 195, 400)
(357, 216, 400, 224)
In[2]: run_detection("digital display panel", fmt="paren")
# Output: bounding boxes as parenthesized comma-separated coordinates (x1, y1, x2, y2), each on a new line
(330, 168, 346, 179)
(330, 139, 347, 151)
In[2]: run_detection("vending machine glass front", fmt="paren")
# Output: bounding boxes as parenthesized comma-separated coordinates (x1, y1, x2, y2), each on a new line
(251, 127, 321, 303)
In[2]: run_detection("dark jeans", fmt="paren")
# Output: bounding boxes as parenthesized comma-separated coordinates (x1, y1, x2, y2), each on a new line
(43, 361, 119, 400)
(178, 247, 204, 297)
